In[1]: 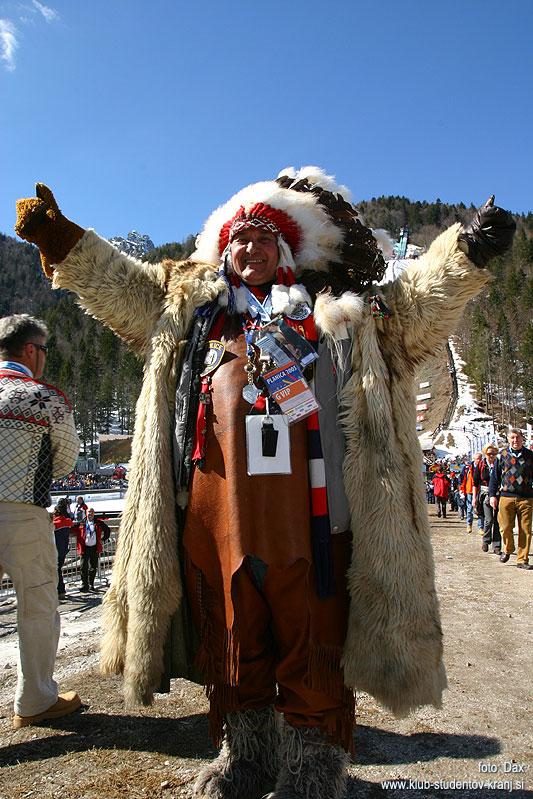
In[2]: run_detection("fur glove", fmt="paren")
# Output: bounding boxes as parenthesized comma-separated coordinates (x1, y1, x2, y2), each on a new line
(15, 184, 85, 278)
(458, 195, 516, 268)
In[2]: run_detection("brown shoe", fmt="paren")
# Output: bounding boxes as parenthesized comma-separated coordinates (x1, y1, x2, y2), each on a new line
(13, 691, 82, 729)
(500, 553, 510, 563)
(481, 543, 489, 552)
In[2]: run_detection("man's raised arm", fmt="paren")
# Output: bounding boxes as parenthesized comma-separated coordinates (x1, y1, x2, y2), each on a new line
(382, 197, 516, 364)
(15, 184, 169, 354)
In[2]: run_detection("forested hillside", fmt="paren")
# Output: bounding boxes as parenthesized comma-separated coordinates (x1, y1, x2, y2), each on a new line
(1, 196, 531, 453)
(359, 197, 533, 428)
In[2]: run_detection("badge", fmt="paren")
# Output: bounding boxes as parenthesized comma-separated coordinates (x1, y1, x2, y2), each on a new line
(277, 319, 318, 367)
(201, 340, 225, 376)
(286, 303, 311, 321)
(263, 360, 320, 424)
(246, 414, 291, 475)
(255, 332, 292, 367)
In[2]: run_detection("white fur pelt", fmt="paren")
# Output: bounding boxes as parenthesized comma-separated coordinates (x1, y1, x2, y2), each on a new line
(54, 232, 226, 704)
(53, 224, 490, 714)
(340, 224, 490, 713)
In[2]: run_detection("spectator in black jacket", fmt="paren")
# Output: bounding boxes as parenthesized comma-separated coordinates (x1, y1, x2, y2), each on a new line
(489, 430, 533, 569)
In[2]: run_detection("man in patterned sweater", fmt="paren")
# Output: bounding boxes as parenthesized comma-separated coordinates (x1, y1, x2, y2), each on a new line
(489, 429, 533, 570)
(0, 314, 82, 727)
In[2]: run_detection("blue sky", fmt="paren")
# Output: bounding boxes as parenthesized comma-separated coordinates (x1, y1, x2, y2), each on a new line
(1, 0, 532, 246)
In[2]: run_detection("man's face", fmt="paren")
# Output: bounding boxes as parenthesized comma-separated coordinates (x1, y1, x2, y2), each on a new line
(474, 454, 482, 465)
(87, 509, 94, 520)
(230, 228, 279, 286)
(509, 432, 523, 450)
(23, 336, 47, 379)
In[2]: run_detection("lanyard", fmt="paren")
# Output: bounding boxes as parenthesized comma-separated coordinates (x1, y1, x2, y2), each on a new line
(241, 285, 273, 322)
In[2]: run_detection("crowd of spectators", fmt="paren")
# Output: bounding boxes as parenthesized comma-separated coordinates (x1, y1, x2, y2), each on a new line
(425, 430, 532, 572)
(51, 466, 127, 492)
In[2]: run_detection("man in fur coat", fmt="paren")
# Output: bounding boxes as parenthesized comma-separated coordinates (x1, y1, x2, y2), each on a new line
(15, 170, 514, 799)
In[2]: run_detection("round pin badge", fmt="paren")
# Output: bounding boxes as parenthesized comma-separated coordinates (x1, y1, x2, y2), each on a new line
(286, 303, 311, 321)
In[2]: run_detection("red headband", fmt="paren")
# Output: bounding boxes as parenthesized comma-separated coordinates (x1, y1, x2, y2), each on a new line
(218, 203, 301, 256)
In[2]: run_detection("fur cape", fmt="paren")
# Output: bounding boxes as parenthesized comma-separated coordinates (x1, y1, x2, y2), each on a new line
(52, 223, 489, 715)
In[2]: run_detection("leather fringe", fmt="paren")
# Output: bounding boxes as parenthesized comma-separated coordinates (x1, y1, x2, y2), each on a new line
(206, 682, 241, 747)
(194, 570, 241, 746)
(307, 644, 356, 754)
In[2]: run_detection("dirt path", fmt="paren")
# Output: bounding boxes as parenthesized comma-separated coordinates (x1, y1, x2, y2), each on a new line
(0, 506, 531, 798)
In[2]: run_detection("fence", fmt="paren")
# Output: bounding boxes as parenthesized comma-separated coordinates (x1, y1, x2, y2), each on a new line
(0, 514, 121, 599)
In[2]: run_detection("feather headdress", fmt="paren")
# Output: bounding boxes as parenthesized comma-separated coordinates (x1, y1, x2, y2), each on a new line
(192, 167, 387, 292)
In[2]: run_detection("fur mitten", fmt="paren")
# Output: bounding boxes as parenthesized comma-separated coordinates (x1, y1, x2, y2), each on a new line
(15, 184, 85, 278)
(458, 195, 515, 268)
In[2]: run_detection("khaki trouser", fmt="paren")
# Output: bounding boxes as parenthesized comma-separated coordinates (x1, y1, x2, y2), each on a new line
(497, 496, 533, 565)
(0, 501, 60, 715)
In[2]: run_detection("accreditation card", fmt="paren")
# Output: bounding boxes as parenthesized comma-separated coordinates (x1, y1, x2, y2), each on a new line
(263, 359, 320, 424)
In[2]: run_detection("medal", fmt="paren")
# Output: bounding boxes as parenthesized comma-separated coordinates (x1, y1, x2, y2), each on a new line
(242, 383, 261, 404)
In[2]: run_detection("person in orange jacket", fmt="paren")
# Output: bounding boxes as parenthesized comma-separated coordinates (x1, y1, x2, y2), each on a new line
(460, 453, 482, 532)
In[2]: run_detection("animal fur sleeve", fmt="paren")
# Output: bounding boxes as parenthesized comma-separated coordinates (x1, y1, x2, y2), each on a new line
(51, 230, 171, 355)
(383, 223, 491, 366)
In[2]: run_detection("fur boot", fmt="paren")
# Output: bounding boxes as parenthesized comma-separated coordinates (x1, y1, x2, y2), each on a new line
(193, 706, 280, 799)
(265, 724, 348, 799)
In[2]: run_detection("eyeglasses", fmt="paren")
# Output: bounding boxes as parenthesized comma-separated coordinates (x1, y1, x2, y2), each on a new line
(27, 342, 48, 353)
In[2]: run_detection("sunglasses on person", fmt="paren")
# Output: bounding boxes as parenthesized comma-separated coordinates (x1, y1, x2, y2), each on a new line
(27, 342, 48, 353)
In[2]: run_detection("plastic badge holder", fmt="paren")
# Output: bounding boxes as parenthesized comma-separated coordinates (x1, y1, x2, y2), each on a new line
(246, 415, 292, 475)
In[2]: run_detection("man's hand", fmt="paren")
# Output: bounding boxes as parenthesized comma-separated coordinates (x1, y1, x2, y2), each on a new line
(489, 496, 498, 511)
(458, 196, 516, 268)
(15, 184, 85, 278)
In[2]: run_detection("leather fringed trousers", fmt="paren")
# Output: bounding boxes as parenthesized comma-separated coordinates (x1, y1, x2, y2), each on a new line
(186, 531, 355, 752)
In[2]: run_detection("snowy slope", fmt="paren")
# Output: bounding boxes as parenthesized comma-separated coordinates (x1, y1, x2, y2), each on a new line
(430, 339, 497, 460)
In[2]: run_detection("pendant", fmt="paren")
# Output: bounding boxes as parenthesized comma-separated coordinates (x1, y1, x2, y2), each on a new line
(242, 384, 261, 404)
